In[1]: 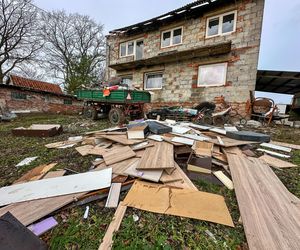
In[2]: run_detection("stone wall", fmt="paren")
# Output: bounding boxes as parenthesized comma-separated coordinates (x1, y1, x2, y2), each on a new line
(106, 0, 265, 114)
(0, 87, 83, 114)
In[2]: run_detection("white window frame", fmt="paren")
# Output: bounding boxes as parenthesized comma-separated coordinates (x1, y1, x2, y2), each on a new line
(119, 38, 144, 59)
(120, 75, 133, 87)
(161, 26, 183, 48)
(206, 10, 237, 38)
(197, 62, 228, 87)
(144, 72, 163, 90)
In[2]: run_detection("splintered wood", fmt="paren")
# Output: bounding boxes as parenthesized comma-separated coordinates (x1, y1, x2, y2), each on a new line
(136, 142, 174, 171)
(103, 146, 136, 165)
(224, 147, 300, 250)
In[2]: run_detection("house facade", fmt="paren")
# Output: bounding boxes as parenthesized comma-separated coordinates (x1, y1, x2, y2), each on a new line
(0, 75, 83, 114)
(106, 0, 265, 115)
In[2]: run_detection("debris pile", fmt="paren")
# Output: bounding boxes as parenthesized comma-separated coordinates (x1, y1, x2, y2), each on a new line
(1, 119, 300, 249)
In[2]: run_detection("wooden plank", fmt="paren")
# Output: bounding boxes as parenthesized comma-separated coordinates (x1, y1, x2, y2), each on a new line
(270, 140, 300, 150)
(0, 170, 86, 226)
(109, 158, 139, 176)
(124, 159, 163, 182)
(98, 202, 127, 250)
(224, 147, 300, 250)
(160, 162, 183, 183)
(136, 142, 174, 171)
(259, 154, 297, 168)
(14, 163, 57, 184)
(0, 168, 112, 206)
(43, 170, 66, 179)
(257, 148, 290, 158)
(213, 171, 233, 190)
(123, 180, 234, 227)
(75, 145, 94, 156)
(260, 142, 292, 153)
(164, 163, 198, 190)
(96, 134, 144, 145)
(103, 146, 136, 165)
(105, 183, 122, 208)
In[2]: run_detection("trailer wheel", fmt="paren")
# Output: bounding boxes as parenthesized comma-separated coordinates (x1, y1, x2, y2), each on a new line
(83, 107, 98, 120)
(109, 107, 125, 125)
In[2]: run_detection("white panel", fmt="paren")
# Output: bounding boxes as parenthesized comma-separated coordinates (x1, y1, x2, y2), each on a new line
(0, 168, 112, 206)
(260, 143, 292, 153)
(257, 149, 290, 158)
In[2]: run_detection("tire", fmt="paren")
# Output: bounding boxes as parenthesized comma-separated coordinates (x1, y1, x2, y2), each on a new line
(213, 115, 226, 126)
(200, 115, 213, 125)
(109, 107, 125, 125)
(83, 107, 98, 120)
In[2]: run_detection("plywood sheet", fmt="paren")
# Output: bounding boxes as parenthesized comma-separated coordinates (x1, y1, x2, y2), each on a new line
(160, 163, 183, 183)
(224, 147, 300, 250)
(123, 181, 234, 227)
(14, 163, 57, 184)
(103, 146, 136, 165)
(43, 170, 66, 179)
(0, 168, 112, 206)
(136, 142, 174, 171)
(109, 158, 139, 176)
(124, 159, 163, 182)
(105, 183, 122, 208)
(259, 154, 297, 168)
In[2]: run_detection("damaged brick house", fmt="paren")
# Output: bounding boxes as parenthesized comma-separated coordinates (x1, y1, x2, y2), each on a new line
(106, 0, 265, 114)
(0, 75, 82, 114)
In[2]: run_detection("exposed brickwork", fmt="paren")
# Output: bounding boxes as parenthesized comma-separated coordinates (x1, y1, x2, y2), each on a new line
(0, 87, 83, 114)
(106, 0, 265, 115)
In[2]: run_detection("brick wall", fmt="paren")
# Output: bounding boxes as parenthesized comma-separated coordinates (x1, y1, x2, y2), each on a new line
(0, 87, 83, 114)
(106, 0, 265, 115)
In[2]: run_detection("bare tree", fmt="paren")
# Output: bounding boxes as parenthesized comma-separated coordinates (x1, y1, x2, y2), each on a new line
(0, 0, 42, 83)
(41, 11, 106, 93)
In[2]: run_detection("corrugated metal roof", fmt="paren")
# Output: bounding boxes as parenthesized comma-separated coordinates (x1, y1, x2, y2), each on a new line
(108, 0, 228, 35)
(256, 70, 300, 95)
(10, 75, 63, 95)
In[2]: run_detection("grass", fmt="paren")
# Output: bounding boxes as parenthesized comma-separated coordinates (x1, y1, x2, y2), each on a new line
(0, 114, 299, 249)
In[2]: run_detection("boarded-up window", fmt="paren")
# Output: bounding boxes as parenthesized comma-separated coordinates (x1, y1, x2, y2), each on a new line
(197, 63, 227, 87)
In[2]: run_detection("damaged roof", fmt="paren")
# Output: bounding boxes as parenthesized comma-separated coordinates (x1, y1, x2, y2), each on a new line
(108, 0, 231, 35)
(10, 75, 63, 95)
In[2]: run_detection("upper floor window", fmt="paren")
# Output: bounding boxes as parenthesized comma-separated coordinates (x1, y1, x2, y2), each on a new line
(206, 11, 237, 38)
(197, 63, 227, 87)
(161, 27, 183, 48)
(120, 39, 144, 59)
(11, 92, 27, 100)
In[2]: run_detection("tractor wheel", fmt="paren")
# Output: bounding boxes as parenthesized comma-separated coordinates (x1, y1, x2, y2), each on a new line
(201, 115, 213, 125)
(109, 107, 125, 125)
(213, 115, 226, 126)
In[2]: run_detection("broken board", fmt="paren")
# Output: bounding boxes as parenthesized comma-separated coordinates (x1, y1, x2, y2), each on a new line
(0, 168, 112, 206)
(259, 154, 297, 168)
(105, 183, 122, 208)
(123, 181, 234, 227)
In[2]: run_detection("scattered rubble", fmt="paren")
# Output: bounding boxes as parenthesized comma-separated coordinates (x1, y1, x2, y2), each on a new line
(1, 118, 299, 249)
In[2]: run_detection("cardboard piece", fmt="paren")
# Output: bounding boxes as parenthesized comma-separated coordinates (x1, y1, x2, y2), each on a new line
(123, 181, 234, 227)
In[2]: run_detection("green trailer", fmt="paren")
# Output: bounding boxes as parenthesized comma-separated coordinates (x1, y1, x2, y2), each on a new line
(76, 89, 151, 124)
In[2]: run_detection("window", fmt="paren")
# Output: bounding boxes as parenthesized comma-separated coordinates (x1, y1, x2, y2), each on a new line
(121, 75, 133, 88)
(119, 39, 144, 59)
(197, 63, 227, 87)
(144, 72, 163, 90)
(63, 99, 72, 105)
(206, 11, 237, 38)
(11, 92, 27, 100)
(161, 27, 183, 48)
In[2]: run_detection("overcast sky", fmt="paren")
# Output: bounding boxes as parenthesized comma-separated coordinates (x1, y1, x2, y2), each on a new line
(34, 0, 300, 103)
